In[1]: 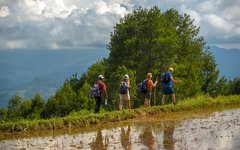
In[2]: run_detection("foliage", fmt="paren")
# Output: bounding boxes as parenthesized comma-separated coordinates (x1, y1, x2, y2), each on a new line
(84, 59, 108, 84)
(7, 95, 22, 120)
(43, 81, 77, 117)
(20, 99, 32, 119)
(228, 77, 240, 95)
(200, 48, 220, 96)
(0, 108, 7, 122)
(29, 93, 45, 119)
(42, 60, 108, 118)
(77, 82, 95, 111)
(107, 7, 218, 100)
(1, 95, 239, 133)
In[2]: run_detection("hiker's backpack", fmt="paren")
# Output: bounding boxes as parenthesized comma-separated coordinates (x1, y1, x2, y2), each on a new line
(89, 83, 101, 98)
(138, 79, 148, 93)
(119, 81, 128, 94)
(161, 73, 170, 83)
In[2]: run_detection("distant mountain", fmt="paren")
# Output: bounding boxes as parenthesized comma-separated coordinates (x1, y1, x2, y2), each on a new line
(0, 48, 109, 107)
(0, 46, 239, 107)
(210, 46, 240, 79)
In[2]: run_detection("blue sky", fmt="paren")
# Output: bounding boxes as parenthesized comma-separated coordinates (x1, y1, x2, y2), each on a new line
(0, 0, 240, 50)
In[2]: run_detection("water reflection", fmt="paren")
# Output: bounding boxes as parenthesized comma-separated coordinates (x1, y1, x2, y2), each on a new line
(140, 124, 155, 150)
(120, 126, 131, 150)
(89, 130, 109, 150)
(1, 109, 240, 150)
(163, 121, 175, 150)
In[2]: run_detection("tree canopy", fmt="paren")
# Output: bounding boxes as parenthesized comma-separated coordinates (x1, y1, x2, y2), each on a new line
(107, 6, 218, 99)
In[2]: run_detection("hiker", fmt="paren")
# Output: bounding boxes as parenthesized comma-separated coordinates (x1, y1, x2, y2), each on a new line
(119, 74, 131, 110)
(161, 67, 181, 105)
(94, 75, 108, 113)
(144, 73, 158, 107)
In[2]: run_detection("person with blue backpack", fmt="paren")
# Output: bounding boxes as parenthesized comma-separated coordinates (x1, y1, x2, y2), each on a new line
(161, 67, 181, 105)
(119, 74, 131, 110)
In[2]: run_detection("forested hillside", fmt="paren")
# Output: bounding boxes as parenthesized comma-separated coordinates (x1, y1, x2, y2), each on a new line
(0, 7, 239, 121)
(0, 49, 109, 106)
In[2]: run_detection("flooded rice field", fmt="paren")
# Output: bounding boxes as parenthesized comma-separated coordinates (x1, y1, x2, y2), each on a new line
(1, 108, 240, 150)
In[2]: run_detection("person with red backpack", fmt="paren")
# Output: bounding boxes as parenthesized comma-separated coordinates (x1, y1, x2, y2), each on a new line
(144, 73, 158, 107)
(94, 75, 108, 113)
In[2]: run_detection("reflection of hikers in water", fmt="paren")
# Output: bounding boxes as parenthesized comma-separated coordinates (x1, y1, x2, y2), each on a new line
(140, 124, 155, 150)
(120, 126, 132, 150)
(89, 130, 109, 150)
(163, 121, 176, 150)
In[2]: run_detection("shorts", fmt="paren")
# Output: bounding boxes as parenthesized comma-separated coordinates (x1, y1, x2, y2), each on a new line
(162, 87, 174, 95)
(119, 93, 130, 101)
(145, 91, 152, 99)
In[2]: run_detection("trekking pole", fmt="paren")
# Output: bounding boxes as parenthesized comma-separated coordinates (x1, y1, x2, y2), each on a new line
(153, 75, 158, 106)
(131, 94, 141, 102)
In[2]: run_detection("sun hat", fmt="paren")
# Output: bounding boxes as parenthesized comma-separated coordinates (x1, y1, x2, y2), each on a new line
(147, 73, 152, 78)
(124, 74, 129, 79)
(98, 75, 104, 79)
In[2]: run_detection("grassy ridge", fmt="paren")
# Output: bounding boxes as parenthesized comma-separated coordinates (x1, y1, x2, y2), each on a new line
(0, 95, 239, 133)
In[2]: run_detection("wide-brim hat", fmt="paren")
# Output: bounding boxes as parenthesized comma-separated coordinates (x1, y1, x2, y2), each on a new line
(98, 75, 104, 79)
(147, 73, 152, 78)
(124, 74, 129, 79)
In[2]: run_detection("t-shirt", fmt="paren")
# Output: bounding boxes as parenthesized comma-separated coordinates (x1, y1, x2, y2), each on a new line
(163, 72, 173, 88)
(147, 79, 154, 92)
(96, 80, 106, 96)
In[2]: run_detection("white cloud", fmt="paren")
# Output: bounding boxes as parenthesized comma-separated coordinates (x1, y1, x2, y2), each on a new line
(179, 0, 240, 48)
(91, 1, 129, 17)
(0, 6, 9, 17)
(109, 3, 128, 17)
(23, 0, 46, 15)
(92, 1, 109, 15)
(42, 0, 77, 19)
(198, 0, 218, 13)
(205, 14, 234, 34)
(0, 0, 239, 50)
(181, 5, 202, 26)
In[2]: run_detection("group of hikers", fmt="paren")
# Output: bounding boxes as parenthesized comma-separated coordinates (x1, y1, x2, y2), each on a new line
(91, 67, 181, 113)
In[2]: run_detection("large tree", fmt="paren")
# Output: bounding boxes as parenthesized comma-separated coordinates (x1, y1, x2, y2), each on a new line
(108, 6, 179, 80)
(107, 6, 219, 100)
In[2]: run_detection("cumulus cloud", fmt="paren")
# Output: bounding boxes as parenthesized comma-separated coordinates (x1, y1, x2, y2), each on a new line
(23, 0, 46, 15)
(180, 0, 240, 48)
(0, 6, 9, 17)
(205, 14, 233, 34)
(91, 1, 128, 17)
(0, 0, 239, 50)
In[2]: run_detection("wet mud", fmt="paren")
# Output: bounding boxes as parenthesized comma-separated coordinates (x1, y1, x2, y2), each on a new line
(1, 108, 240, 150)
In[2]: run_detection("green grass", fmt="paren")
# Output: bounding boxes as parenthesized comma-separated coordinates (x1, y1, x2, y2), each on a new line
(0, 95, 239, 133)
